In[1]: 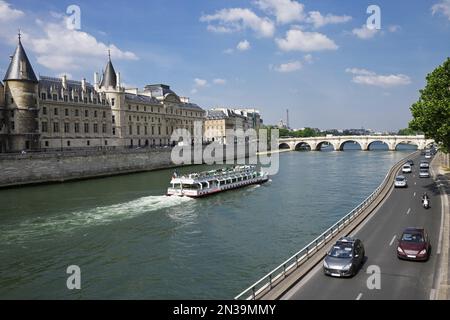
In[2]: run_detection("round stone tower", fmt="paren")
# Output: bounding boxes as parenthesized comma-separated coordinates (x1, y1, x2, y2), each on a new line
(3, 33, 39, 152)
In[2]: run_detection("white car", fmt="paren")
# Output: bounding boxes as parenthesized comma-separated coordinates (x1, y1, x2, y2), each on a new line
(420, 162, 430, 169)
(394, 175, 408, 188)
(419, 169, 430, 178)
(402, 164, 412, 173)
(425, 153, 431, 159)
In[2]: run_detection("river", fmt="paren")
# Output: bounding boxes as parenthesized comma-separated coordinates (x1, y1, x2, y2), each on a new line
(0, 143, 416, 299)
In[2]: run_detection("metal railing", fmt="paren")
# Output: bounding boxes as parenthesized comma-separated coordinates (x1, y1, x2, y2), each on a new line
(234, 151, 417, 300)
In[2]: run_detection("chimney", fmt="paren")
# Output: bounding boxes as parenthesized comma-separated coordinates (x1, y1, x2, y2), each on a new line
(62, 74, 67, 90)
(94, 72, 99, 89)
(81, 78, 86, 92)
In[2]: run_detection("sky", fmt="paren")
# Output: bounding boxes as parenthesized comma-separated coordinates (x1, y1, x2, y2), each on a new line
(1, 0, 450, 131)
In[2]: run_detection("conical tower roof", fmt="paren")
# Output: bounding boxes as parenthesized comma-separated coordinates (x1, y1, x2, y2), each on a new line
(100, 51, 117, 89)
(3, 34, 38, 83)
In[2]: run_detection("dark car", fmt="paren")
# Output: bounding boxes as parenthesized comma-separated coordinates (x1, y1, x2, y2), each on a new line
(397, 228, 431, 261)
(406, 159, 414, 166)
(323, 237, 365, 277)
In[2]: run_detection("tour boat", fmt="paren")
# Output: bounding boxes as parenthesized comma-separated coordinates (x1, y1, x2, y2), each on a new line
(167, 165, 269, 198)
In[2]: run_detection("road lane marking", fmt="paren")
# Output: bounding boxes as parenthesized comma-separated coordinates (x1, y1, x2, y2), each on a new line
(356, 293, 363, 300)
(389, 235, 397, 246)
(414, 182, 417, 185)
(414, 192, 416, 197)
(407, 208, 411, 215)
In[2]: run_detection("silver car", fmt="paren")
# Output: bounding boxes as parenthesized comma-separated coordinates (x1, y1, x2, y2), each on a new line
(323, 237, 365, 277)
(394, 175, 408, 188)
(419, 169, 430, 178)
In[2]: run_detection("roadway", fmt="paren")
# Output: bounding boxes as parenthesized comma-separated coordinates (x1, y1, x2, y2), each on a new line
(282, 153, 443, 300)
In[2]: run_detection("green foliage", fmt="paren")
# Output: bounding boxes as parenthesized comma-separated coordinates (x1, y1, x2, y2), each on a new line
(409, 57, 450, 153)
(397, 128, 419, 136)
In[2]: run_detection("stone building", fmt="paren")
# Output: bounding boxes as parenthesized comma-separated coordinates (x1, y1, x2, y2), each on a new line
(1, 36, 205, 152)
(204, 108, 262, 144)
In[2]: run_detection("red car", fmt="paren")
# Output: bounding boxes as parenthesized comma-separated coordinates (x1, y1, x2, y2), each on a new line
(397, 228, 431, 261)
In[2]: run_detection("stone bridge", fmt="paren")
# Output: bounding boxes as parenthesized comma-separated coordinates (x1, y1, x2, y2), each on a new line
(278, 135, 434, 151)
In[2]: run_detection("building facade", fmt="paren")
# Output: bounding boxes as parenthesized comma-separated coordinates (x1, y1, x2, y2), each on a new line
(204, 108, 263, 144)
(0, 37, 205, 153)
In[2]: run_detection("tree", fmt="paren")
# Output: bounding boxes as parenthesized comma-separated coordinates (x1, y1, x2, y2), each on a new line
(409, 57, 450, 153)
(397, 128, 419, 136)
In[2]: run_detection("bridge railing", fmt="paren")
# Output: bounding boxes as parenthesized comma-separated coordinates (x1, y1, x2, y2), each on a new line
(234, 152, 416, 300)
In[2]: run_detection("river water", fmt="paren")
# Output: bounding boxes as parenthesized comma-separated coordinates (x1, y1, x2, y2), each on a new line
(0, 143, 415, 299)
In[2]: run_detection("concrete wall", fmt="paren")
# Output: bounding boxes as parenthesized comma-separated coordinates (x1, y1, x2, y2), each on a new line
(0, 144, 254, 188)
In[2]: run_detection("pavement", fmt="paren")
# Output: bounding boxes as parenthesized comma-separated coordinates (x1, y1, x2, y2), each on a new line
(281, 152, 448, 300)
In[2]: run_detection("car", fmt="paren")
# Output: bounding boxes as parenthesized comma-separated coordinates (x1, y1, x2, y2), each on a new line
(397, 228, 431, 261)
(394, 175, 408, 188)
(420, 161, 430, 169)
(421, 150, 426, 156)
(323, 237, 365, 277)
(406, 159, 414, 166)
(419, 169, 430, 178)
(402, 164, 412, 173)
(425, 153, 431, 159)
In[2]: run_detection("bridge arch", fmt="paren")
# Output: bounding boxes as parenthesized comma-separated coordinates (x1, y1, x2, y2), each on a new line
(315, 141, 336, 151)
(338, 140, 363, 151)
(278, 143, 291, 150)
(367, 140, 391, 151)
(395, 140, 419, 151)
(294, 142, 312, 151)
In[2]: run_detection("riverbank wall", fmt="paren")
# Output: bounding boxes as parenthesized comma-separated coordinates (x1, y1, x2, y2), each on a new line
(0, 145, 255, 188)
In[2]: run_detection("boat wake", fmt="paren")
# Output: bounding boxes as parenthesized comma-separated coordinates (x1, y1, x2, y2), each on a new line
(1, 195, 193, 244)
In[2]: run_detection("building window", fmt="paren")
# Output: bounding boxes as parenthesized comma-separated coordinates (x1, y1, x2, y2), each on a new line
(145, 126, 148, 135)
(112, 127, 116, 135)
(52, 94, 57, 101)
(84, 123, 89, 133)
(84, 98, 88, 104)
(102, 99, 105, 105)
(144, 106, 146, 112)
(129, 116, 132, 121)
(137, 105, 139, 111)
(85, 110, 89, 117)
(74, 123, 80, 133)
(111, 98, 115, 106)
(41, 93, 46, 100)
(104, 140, 108, 146)
(93, 98, 97, 104)
(42, 107, 47, 115)
(41, 122, 48, 133)
(87, 140, 90, 146)
(53, 122, 59, 133)
(54, 108, 58, 116)
(64, 95, 68, 102)
(129, 125, 133, 135)
(64, 123, 70, 133)
(112, 115, 115, 124)
(65, 109, 69, 116)
(102, 123, 107, 133)
(45, 141, 49, 147)
(67, 141, 71, 147)
(151, 126, 154, 135)
(75, 109, 79, 117)
(137, 125, 140, 135)
(103, 111, 106, 118)
(158, 126, 161, 135)
(74, 96, 79, 103)
(94, 111, 97, 118)
(93, 123, 98, 133)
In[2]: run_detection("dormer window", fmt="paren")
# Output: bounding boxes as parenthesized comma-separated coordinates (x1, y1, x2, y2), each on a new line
(74, 96, 79, 103)
(41, 93, 46, 100)
(52, 94, 57, 101)
(64, 95, 68, 102)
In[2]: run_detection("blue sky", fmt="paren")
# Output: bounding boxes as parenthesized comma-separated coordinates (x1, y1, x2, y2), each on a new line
(1, 0, 450, 131)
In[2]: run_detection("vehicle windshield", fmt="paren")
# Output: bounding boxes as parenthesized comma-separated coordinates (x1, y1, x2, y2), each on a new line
(328, 244, 353, 258)
(396, 177, 405, 182)
(420, 169, 428, 173)
(401, 233, 424, 243)
(403, 165, 410, 168)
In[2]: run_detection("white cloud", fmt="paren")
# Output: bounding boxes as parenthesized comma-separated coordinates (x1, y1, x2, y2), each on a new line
(432, 0, 450, 20)
(194, 78, 208, 87)
(346, 68, 411, 88)
(0, 0, 24, 23)
(237, 40, 251, 51)
(30, 18, 138, 72)
(276, 29, 338, 52)
(254, 0, 305, 24)
(388, 25, 401, 33)
(213, 78, 227, 85)
(306, 11, 352, 28)
(352, 24, 379, 39)
(223, 48, 234, 54)
(200, 8, 275, 38)
(273, 61, 302, 73)
(303, 54, 313, 63)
